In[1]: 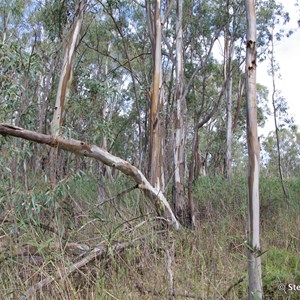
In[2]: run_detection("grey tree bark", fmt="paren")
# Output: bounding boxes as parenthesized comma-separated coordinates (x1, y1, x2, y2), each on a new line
(224, 1, 235, 180)
(147, 0, 165, 192)
(173, 0, 187, 223)
(245, 0, 263, 298)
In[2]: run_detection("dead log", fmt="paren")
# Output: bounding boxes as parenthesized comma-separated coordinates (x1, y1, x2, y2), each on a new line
(18, 238, 140, 300)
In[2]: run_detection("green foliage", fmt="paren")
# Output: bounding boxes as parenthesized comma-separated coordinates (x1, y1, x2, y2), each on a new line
(1, 171, 300, 299)
(263, 247, 300, 299)
(261, 128, 300, 177)
(194, 175, 300, 219)
(36, 0, 77, 41)
(0, 0, 299, 298)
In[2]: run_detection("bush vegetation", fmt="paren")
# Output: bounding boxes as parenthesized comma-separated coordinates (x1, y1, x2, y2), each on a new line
(0, 173, 299, 299)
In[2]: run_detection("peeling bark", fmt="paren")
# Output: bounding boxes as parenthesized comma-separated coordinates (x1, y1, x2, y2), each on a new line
(50, 0, 85, 184)
(173, 0, 187, 223)
(148, 0, 165, 192)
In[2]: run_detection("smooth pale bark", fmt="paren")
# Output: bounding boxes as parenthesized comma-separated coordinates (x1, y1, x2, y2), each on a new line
(148, 0, 165, 192)
(99, 43, 112, 179)
(0, 123, 180, 230)
(224, 35, 234, 180)
(173, 0, 187, 222)
(245, 0, 263, 299)
(225, 73, 233, 179)
(51, 1, 85, 136)
(50, 1, 85, 184)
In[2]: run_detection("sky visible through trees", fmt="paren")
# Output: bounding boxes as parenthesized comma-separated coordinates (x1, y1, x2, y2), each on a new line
(0, 1, 300, 299)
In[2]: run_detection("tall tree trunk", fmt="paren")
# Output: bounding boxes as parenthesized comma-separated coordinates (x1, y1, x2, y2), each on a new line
(224, 0, 235, 180)
(232, 78, 245, 132)
(187, 79, 227, 228)
(50, 0, 85, 185)
(224, 41, 234, 180)
(245, 1, 263, 298)
(100, 43, 112, 179)
(173, 0, 187, 223)
(148, 0, 165, 192)
(270, 26, 289, 202)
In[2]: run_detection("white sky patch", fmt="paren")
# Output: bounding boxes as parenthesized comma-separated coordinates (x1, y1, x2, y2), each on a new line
(258, 0, 300, 136)
(212, 0, 300, 136)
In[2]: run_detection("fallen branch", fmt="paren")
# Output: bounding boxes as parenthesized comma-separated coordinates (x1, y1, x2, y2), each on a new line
(18, 236, 146, 300)
(0, 123, 179, 230)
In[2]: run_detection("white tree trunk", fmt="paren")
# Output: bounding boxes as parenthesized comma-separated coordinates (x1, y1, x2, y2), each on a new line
(224, 38, 234, 180)
(149, 0, 165, 192)
(51, 1, 85, 136)
(224, 0, 235, 180)
(50, 0, 85, 184)
(245, 0, 263, 298)
(173, 0, 187, 222)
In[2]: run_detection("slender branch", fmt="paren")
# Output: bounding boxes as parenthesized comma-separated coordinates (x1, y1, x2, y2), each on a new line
(221, 276, 246, 299)
(196, 78, 227, 130)
(162, 0, 175, 25)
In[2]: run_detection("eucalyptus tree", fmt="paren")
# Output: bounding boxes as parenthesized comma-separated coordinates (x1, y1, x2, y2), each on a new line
(146, 0, 165, 192)
(262, 127, 300, 178)
(245, 0, 263, 298)
(0, 0, 47, 186)
(223, 0, 245, 180)
(267, 13, 295, 200)
(50, 0, 86, 184)
(172, 0, 187, 223)
(184, 0, 228, 226)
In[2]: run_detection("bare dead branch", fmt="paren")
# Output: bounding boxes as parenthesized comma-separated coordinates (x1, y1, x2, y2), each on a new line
(18, 237, 144, 300)
(0, 123, 180, 230)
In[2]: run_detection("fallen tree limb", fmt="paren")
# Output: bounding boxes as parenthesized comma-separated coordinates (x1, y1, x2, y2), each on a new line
(18, 237, 143, 300)
(0, 123, 179, 230)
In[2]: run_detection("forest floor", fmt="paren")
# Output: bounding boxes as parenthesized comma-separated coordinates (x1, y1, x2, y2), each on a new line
(0, 175, 299, 300)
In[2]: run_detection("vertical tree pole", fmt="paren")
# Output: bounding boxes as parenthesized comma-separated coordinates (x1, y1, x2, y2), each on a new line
(173, 0, 187, 222)
(50, 0, 85, 184)
(269, 24, 289, 202)
(245, 0, 263, 299)
(148, 0, 165, 192)
(224, 0, 235, 181)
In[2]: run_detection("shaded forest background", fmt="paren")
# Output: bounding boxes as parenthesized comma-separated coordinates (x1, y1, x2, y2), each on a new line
(0, 0, 299, 299)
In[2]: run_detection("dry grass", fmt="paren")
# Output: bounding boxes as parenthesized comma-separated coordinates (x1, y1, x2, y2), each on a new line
(0, 175, 299, 299)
